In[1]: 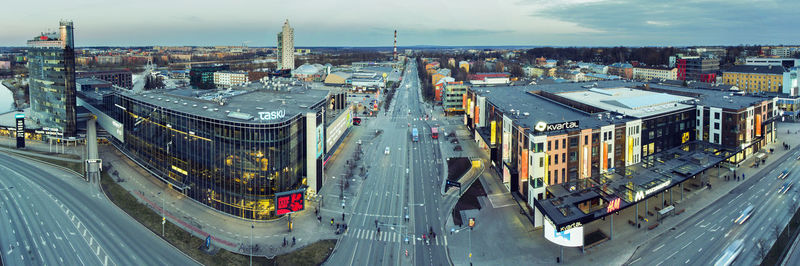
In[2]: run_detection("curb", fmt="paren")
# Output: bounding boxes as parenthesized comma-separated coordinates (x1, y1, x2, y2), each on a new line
(0, 149, 84, 179)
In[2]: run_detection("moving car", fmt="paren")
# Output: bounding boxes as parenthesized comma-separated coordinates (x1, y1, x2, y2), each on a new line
(713, 239, 744, 266)
(734, 205, 754, 224)
(779, 169, 790, 179)
(779, 181, 792, 195)
(385, 147, 391, 155)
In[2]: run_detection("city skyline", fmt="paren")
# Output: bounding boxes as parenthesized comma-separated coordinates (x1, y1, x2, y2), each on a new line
(2, 0, 799, 47)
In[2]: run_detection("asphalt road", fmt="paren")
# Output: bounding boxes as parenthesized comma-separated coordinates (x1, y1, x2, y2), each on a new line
(626, 148, 800, 266)
(0, 152, 198, 266)
(325, 60, 449, 266)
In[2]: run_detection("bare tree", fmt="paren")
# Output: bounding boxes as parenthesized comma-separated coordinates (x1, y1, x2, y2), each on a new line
(757, 238, 768, 259)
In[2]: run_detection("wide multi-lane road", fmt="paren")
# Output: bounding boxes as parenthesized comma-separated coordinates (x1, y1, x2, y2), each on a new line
(0, 152, 198, 265)
(626, 148, 800, 266)
(325, 60, 449, 266)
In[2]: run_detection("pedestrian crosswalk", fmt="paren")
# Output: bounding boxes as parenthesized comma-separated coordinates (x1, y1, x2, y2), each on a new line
(342, 228, 445, 246)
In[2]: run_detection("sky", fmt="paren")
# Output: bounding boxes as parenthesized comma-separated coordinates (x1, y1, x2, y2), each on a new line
(1, 0, 798, 47)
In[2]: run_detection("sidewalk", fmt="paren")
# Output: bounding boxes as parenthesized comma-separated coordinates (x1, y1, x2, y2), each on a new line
(92, 121, 376, 257)
(446, 121, 800, 266)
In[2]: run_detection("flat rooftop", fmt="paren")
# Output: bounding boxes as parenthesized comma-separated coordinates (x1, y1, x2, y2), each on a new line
(535, 141, 736, 232)
(474, 86, 628, 134)
(557, 87, 696, 118)
(646, 83, 771, 110)
(120, 85, 328, 124)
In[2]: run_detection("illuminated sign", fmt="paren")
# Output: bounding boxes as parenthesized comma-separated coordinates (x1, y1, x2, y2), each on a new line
(534, 121, 546, 132)
(634, 190, 645, 201)
(644, 180, 671, 196)
(258, 109, 286, 121)
(16, 115, 25, 149)
(606, 198, 620, 213)
(544, 217, 584, 247)
(171, 165, 188, 176)
(682, 132, 690, 144)
(535, 120, 580, 132)
(275, 189, 305, 215)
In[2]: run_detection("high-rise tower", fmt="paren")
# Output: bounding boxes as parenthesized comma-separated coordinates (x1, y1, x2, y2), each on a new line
(393, 30, 398, 61)
(277, 19, 295, 70)
(27, 20, 77, 137)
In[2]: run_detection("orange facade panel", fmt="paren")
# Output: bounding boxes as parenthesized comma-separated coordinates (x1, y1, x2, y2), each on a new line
(755, 115, 762, 137)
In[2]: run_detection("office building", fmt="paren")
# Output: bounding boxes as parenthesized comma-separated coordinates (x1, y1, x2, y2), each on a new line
(461, 80, 776, 229)
(677, 57, 719, 83)
(722, 65, 786, 93)
(77, 70, 133, 89)
(26, 20, 77, 137)
(277, 20, 295, 70)
(213, 71, 249, 87)
(190, 64, 228, 90)
(745, 57, 800, 68)
(633, 67, 678, 81)
(108, 85, 330, 220)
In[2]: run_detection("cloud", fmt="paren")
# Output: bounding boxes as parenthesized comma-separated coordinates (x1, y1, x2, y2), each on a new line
(532, 0, 800, 45)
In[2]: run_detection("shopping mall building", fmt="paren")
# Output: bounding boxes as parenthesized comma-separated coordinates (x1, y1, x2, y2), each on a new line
(462, 80, 777, 235)
(77, 83, 352, 220)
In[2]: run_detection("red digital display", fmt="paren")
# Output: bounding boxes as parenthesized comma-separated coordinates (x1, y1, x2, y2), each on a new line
(276, 192, 304, 215)
(39, 36, 48, 40)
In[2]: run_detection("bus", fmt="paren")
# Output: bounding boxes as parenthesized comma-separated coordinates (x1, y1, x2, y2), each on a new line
(713, 239, 744, 266)
(431, 127, 439, 139)
(412, 128, 419, 142)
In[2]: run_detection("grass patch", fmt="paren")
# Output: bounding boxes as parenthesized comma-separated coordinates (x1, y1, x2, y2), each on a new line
(761, 205, 800, 266)
(0, 148, 84, 173)
(447, 157, 471, 181)
(274, 239, 336, 266)
(100, 171, 336, 265)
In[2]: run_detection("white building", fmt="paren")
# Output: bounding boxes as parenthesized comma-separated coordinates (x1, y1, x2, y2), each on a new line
(277, 19, 295, 70)
(633, 67, 678, 81)
(745, 57, 800, 67)
(213, 71, 248, 87)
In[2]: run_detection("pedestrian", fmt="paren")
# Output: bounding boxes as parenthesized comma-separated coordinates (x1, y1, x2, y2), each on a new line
(342, 213, 345, 221)
(292, 237, 296, 246)
(283, 237, 287, 246)
(331, 218, 334, 226)
(375, 219, 378, 228)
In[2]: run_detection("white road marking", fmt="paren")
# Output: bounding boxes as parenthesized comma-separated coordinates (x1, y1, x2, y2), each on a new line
(654, 244, 665, 251)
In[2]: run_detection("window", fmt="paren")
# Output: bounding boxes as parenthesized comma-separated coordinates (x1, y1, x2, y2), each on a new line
(562, 153, 566, 163)
(570, 137, 578, 148)
(649, 131, 655, 139)
(714, 133, 720, 143)
(539, 157, 544, 167)
(584, 136, 588, 145)
(714, 123, 720, 130)
(562, 139, 566, 148)
(554, 154, 558, 163)
(569, 151, 577, 162)
(714, 113, 720, 119)
(554, 140, 559, 150)
(548, 141, 552, 151)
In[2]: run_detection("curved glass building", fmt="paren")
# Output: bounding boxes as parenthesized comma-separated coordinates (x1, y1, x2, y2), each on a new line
(112, 88, 327, 220)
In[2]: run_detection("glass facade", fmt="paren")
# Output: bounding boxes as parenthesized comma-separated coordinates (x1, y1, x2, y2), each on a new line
(27, 21, 77, 137)
(114, 94, 315, 220)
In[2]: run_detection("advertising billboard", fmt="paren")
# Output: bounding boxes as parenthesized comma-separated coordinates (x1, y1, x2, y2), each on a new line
(544, 217, 583, 247)
(502, 115, 512, 162)
(15, 113, 24, 149)
(490, 121, 497, 145)
(326, 108, 352, 153)
(275, 189, 305, 216)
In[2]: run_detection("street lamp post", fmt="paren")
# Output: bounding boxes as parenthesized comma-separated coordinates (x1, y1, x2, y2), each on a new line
(250, 223, 254, 266)
(158, 191, 165, 237)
